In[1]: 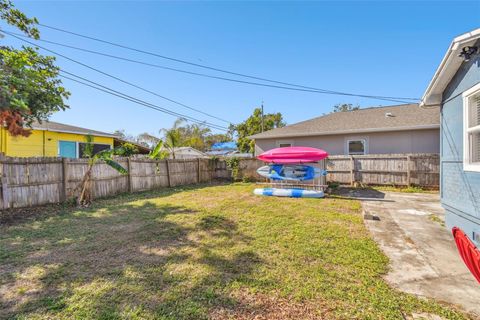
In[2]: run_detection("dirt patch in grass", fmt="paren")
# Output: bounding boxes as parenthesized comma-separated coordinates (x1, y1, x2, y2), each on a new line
(0, 183, 472, 319)
(0, 203, 72, 226)
(330, 186, 438, 197)
(210, 290, 331, 320)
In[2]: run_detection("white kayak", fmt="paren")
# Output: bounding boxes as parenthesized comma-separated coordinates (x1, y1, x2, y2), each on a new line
(253, 188, 325, 198)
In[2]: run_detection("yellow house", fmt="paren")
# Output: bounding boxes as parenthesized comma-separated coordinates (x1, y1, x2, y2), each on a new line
(0, 121, 116, 158)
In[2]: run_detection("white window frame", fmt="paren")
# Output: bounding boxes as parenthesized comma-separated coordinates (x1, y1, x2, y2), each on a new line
(345, 138, 368, 155)
(276, 140, 293, 148)
(462, 82, 480, 172)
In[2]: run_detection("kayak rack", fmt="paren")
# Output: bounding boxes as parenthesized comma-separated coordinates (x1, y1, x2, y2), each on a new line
(253, 147, 329, 198)
(255, 160, 328, 191)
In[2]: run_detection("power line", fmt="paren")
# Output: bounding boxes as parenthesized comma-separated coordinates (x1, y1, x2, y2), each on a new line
(37, 23, 420, 103)
(59, 71, 229, 131)
(6, 30, 412, 105)
(0, 30, 233, 125)
(60, 73, 228, 131)
(5, 31, 416, 105)
(0, 31, 229, 130)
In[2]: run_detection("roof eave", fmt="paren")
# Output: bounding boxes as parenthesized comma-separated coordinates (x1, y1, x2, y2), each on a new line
(420, 28, 480, 107)
(250, 124, 440, 140)
(32, 126, 117, 138)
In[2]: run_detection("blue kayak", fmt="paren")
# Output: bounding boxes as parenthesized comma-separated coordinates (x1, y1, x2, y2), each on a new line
(256, 164, 327, 181)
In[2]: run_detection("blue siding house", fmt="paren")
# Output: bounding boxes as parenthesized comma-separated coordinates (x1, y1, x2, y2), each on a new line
(421, 29, 480, 250)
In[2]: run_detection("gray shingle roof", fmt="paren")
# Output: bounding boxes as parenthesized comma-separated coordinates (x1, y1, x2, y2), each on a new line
(32, 120, 118, 138)
(250, 104, 439, 139)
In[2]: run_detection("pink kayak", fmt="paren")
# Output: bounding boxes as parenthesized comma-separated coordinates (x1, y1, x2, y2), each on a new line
(257, 146, 328, 164)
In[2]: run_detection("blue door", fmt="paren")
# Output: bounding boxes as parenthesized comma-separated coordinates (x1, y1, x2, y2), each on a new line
(59, 141, 77, 158)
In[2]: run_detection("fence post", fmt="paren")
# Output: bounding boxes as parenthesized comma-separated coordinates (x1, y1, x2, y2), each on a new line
(322, 158, 327, 186)
(61, 157, 68, 202)
(0, 156, 9, 209)
(197, 158, 201, 183)
(350, 155, 355, 186)
(406, 155, 411, 186)
(166, 159, 171, 187)
(127, 157, 133, 193)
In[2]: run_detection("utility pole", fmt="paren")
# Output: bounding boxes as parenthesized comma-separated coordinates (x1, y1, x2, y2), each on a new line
(261, 101, 264, 132)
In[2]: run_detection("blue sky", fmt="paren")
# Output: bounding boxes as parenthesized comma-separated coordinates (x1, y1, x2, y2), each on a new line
(1, 1, 479, 137)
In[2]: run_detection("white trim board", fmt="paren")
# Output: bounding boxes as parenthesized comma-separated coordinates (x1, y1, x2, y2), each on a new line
(421, 28, 480, 107)
(462, 82, 480, 172)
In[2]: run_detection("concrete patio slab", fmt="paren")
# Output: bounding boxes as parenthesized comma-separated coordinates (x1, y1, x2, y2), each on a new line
(338, 189, 480, 317)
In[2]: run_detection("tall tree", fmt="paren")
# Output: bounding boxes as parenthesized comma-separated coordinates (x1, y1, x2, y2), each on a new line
(0, 0, 39, 38)
(113, 129, 132, 141)
(230, 108, 285, 153)
(115, 118, 233, 156)
(113, 130, 159, 148)
(160, 118, 223, 151)
(0, 0, 69, 136)
(136, 132, 160, 148)
(179, 122, 211, 150)
(332, 103, 360, 113)
(159, 118, 185, 159)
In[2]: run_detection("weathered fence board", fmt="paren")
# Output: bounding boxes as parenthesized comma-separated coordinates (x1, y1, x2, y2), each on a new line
(0, 157, 63, 208)
(326, 153, 439, 187)
(129, 159, 169, 192)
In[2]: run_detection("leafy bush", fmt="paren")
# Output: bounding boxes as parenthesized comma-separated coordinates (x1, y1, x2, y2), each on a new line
(225, 157, 240, 181)
(115, 143, 138, 157)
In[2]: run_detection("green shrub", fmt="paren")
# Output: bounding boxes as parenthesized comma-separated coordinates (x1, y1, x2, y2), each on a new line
(225, 157, 240, 181)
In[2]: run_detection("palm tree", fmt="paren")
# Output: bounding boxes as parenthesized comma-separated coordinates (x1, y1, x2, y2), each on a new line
(159, 118, 185, 159)
(136, 132, 160, 148)
(154, 118, 212, 158)
(164, 129, 181, 159)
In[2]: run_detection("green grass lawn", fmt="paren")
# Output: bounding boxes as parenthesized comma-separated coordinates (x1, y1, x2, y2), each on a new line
(0, 183, 469, 319)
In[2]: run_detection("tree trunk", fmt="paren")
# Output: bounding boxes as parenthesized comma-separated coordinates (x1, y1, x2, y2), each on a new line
(77, 162, 94, 206)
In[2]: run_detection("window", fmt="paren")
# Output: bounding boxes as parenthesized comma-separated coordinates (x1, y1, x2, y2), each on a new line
(347, 139, 366, 155)
(463, 83, 480, 172)
(276, 140, 293, 148)
(79, 143, 111, 158)
(58, 141, 112, 158)
(58, 141, 77, 158)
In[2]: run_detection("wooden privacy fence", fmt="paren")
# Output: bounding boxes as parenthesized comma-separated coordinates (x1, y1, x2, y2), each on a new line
(0, 154, 440, 210)
(326, 153, 439, 187)
(0, 156, 220, 209)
